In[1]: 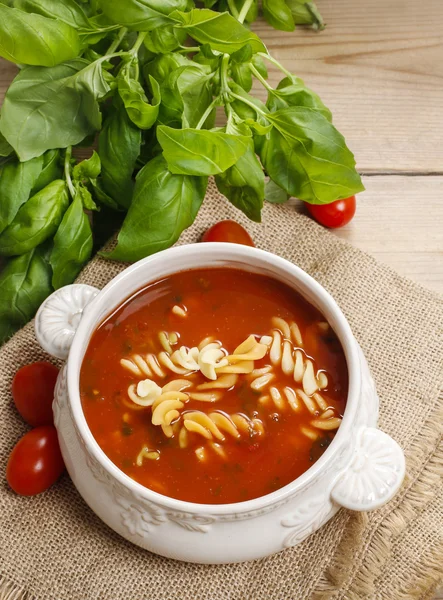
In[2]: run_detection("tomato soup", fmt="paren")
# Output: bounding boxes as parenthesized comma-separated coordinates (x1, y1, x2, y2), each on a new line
(80, 268, 348, 504)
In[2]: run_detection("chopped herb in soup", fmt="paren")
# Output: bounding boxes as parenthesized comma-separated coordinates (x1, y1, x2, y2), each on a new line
(80, 268, 348, 504)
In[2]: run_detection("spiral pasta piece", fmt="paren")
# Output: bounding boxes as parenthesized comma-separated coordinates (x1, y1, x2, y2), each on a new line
(136, 447, 160, 466)
(198, 342, 228, 380)
(121, 353, 166, 379)
(182, 410, 264, 442)
(226, 335, 268, 363)
(197, 373, 238, 390)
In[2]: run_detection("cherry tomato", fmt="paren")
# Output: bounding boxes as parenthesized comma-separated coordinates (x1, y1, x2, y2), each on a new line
(6, 426, 65, 496)
(201, 220, 255, 246)
(12, 362, 59, 426)
(306, 196, 356, 229)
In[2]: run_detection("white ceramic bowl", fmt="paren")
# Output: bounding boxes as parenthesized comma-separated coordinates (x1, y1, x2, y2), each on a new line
(35, 243, 405, 564)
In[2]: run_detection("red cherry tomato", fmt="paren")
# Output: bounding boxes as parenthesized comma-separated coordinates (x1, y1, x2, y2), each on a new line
(306, 196, 356, 229)
(12, 362, 59, 426)
(6, 426, 65, 496)
(201, 220, 255, 246)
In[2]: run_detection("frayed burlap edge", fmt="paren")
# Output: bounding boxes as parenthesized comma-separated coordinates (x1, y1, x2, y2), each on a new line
(313, 392, 443, 600)
(0, 576, 30, 600)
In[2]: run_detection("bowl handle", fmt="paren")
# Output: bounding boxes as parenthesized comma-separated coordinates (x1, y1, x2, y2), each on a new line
(331, 427, 406, 511)
(35, 284, 99, 360)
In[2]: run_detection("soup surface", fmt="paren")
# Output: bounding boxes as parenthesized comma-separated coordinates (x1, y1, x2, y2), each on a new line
(80, 268, 348, 504)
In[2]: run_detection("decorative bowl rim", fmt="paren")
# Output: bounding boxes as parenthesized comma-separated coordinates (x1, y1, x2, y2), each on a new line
(67, 243, 361, 514)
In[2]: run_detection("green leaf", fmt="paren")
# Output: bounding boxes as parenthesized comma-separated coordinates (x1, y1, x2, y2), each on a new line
(98, 100, 141, 209)
(98, 0, 188, 30)
(0, 179, 69, 255)
(286, 0, 324, 30)
(251, 54, 268, 79)
(89, 178, 121, 211)
(75, 181, 98, 211)
(31, 149, 62, 194)
(0, 155, 44, 234)
(215, 139, 264, 222)
(230, 82, 269, 121)
(231, 62, 253, 93)
(265, 178, 289, 203)
(230, 44, 253, 65)
(105, 155, 208, 262)
(157, 126, 249, 176)
(73, 150, 101, 180)
(144, 24, 187, 53)
(171, 9, 266, 54)
(261, 107, 364, 204)
(14, 0, 92, 29)
(0, 246, 53, 344)
(118, 72, 160, 130)
(262, 0, 295, 32)
(159, 66, 214, 128)
(267, 78, 332, 121)
(0, 59, 110, 161)
(0, 5, 80, 66)
(143, 52, 197, 86)
(0, 130, 13, 157)
(50, 194, 93, 288)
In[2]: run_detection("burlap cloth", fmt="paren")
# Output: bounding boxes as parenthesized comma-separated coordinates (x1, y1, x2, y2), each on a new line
(0, 180, 442, 600)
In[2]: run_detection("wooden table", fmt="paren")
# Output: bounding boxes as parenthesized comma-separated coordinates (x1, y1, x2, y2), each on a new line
(0, 0, 442, 593)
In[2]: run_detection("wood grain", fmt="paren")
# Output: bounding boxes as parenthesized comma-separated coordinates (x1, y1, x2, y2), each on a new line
(292, 175, 443, 294)
(253, 0, 443, 173)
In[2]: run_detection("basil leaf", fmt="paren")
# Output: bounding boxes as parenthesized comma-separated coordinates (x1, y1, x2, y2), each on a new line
(50, 194, 93, 289)
(267, 78, 332, 121)
(14, 0, 92, 29)
(261, 107, 364, 204)
(75, 181, 98, 211)
(231, 62, 253, 93)
(31, 150, 62, 194)
(0, 59, 110, 161)
(230, 82, 269, 121)
(0, 180, 69, 255)
(143, 52, 197, 86)
(0, 246, 53, 344)
(0, 155, 44, 234)
(262, 0, 295, 32)
(172, 9, 266, 54)
(215, 139, 264, 222)
(157, 126, 249, 176)
(0, 130, 12, 157)
(265, 178, 289, 203)
(286, 0, 324, 30)
(73, 150, 101, 180)
(144, 24, 187, 53)
(230, 44, 253, 65)
(193, 43, 220, 71)
(118, 72, 160, 130)
(159, 66, 213, 128)
(106, 155, 208, 262)
(98, 100, 141, 209)
(251, 54, 268, 79)
(98, 0, 188, 30)
(0, 5, 80, 66)
(89, 179, 121, 211)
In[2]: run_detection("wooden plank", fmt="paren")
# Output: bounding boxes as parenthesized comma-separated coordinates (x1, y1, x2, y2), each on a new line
(0, 0, 442, 174)
(253, 0, 443, 173)
(292, 175, 443, 294)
